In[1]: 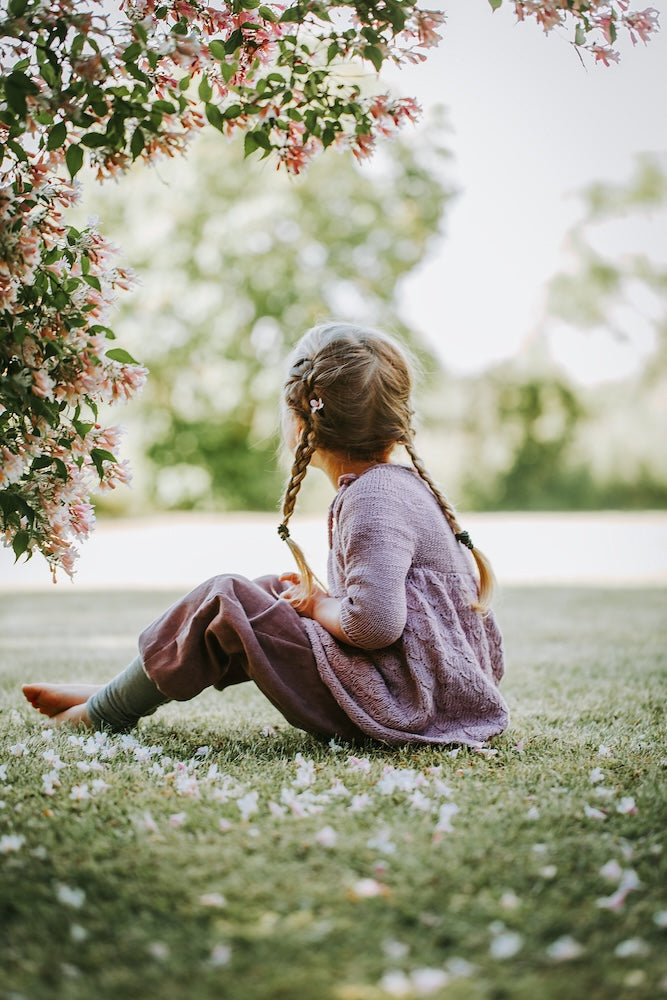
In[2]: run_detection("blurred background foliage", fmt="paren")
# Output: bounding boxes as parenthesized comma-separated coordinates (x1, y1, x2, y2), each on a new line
(81, 127, 667, 515)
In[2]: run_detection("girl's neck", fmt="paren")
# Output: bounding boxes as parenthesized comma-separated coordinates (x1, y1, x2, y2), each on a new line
(313, 449, 393, 488)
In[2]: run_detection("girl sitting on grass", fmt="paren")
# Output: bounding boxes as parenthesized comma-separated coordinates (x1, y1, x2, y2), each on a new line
(23, 323, 509, 746)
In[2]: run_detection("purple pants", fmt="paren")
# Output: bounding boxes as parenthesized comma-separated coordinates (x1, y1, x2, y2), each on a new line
(138, 574, 364, 741)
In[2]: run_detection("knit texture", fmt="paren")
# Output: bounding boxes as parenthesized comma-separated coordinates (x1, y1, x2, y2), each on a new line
(302, 464, 509, 746)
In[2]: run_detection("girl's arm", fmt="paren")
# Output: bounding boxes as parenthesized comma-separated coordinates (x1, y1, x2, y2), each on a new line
(279, 574, 350, 643)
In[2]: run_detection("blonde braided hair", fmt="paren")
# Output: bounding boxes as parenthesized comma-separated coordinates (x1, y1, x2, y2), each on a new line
(404, 438, 494, 611)
(277, 322, 494, 612)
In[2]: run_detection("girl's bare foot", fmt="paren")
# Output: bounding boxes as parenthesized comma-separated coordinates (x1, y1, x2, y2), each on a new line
(22, 683, 102, 718)
(51, 703, 94, 729)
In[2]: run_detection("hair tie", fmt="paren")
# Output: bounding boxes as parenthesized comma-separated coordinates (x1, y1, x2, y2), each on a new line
(309, 398, 324, 412)
(455, 530, 474, 551)
(277, 523, 290, 541)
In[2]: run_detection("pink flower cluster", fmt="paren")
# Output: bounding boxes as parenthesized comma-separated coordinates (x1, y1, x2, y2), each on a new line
(1, 159, 147, 578)
(511, 1, 659, 63)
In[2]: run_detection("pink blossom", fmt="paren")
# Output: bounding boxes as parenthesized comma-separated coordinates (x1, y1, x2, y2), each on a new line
(31, 368, 56, 401)
(0, 448, 24, 486)
(623, 8, 660, 44)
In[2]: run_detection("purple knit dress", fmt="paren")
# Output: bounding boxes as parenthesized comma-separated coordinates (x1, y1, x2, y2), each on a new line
(139, 464, 508, 746)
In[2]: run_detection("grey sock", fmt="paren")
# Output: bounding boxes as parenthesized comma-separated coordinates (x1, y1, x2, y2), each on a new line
(86, 655, 169, 732)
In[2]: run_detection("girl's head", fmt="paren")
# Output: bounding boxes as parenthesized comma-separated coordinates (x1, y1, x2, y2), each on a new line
(282, 323, 414, 464)
(278, 322, 494, 611)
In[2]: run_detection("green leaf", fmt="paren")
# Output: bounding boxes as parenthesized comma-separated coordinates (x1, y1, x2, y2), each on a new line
(46, 121, 67, 150)
(122, 42, 142, 63)
(225, 29, 244, 54)
(250, 129, 271, 151)
(208, 39, 227, 61)
(279, 6, 301, 23)
(574, 24, 586, 45)
(65, 143, 84, 177)
(198, 76, 213, 102)
(106, 348, 139, 364)
(130, 127, 145, 160)
(152, 99, 176, 113)
(9, 0, 30, 15)
(12, 530, 30, 561)
(363, 45, 383, 72)
(90, 448, 118, 480)
(81, 132, 108, 148)
(205, 103, 224, 130)
(219, 61, 237, 84)
(258, 5, 278, 21)
(488, 0, 502, 9)
(244, 132, 258, 156)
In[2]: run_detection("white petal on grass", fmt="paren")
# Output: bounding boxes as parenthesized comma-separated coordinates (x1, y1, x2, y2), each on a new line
(599, 859, 624, 882)
(366, 827, 397, 855)
(346, 755, 371, 772)
(379, 970, 412, 997)
(445, 957, 476, 978)
(348, 793, 371, 813)
(410, 967, 450, 995)
(584, 804, 607, 820)
(489, 931, 523, 960)
(56, 884, 86, 908)
(347, 878, 389, 900)
(70, 924, 88, 942)
(433, 802, 459, 837)
(293, 753, 316, 787)
(147, 941, 169, 961)
(199, 892, 227, 908)
(616, 796, 638, 815)
(614, 938, 649, 958)
(0, 834, 25, 853)
(500, 890, 521, 910)
(653, 910, 667, 928)
(169, 812, 187, 827)
(314, 825, 338, 848)
(69, 784, 90, 802)
(382, 939, 410, 961)
(539, 865, 558, 880)
(546, 936, 585, 962)
(598, 744, 612, 757)
(236, 791, 259, 820)
(8, 742, 27, 756)
(525, 806, 540, 821)
(208, 943, 232, 967)
(589, 767, 605, 784)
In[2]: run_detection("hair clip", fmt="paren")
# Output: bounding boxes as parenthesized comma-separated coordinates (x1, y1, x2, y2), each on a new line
(277, 523, 290, 541)
(310, 398, 324, 412)
(455, 530, 474, 551)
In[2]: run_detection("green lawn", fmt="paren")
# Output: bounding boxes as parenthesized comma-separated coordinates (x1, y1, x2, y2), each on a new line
(1, 586, 665, 1000)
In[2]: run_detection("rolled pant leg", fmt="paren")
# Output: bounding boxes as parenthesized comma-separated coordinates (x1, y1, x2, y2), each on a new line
(86, 655, 170, 732)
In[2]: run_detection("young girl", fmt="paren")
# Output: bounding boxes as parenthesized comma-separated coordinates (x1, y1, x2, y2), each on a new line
(23, 323, 509, 747)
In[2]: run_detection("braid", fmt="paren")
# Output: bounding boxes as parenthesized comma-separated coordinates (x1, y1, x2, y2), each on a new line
(277, 425, 320, 608)
(405, 439, 494, 612)
(280, 426, 316, 533)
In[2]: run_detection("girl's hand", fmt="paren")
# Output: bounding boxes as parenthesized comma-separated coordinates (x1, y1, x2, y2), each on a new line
(279, 573, 350, 643)
(279, 573, 328, 618)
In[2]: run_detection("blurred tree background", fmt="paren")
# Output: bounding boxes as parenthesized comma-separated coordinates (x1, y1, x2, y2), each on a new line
(82, 117, 453, 512)
(81, 130, 667, 515)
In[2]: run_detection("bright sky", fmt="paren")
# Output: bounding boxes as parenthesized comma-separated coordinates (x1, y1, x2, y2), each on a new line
(387, 0, 667, 383)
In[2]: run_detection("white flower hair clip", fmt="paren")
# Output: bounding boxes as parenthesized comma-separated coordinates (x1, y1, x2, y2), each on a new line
(310, 398, 324, 412)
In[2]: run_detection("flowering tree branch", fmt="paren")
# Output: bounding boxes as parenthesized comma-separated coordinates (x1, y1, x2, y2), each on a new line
(0, 0, 660, 580)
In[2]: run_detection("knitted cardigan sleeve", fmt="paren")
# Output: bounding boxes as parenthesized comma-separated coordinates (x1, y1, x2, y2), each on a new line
(336, 479, 417, 650)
